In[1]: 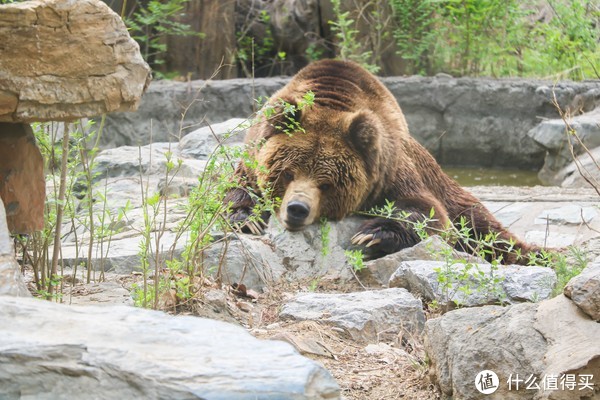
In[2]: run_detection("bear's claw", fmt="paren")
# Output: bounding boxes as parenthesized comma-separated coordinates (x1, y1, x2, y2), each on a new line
(351, 232, 382, 248)
(351, 232, 373, 246)
(230, 218, 266, 235)
(228, 207, 268, 236)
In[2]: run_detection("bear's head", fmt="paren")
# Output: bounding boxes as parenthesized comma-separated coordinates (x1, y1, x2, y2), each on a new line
(248, 102, 387, 231)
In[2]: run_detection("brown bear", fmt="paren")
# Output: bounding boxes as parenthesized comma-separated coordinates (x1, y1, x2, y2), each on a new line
(224, 59, 535, 264)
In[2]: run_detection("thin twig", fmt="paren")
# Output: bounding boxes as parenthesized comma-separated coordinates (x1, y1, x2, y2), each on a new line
(48, 122, 70, 300)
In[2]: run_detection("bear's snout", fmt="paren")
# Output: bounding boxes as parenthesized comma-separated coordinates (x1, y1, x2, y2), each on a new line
(286, 201, 311, 228)
(279, 177, 320, 230)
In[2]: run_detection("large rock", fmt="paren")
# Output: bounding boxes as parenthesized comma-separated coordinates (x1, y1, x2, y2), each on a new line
(193, 217, 364, 290)
(0, 122, 45, 233)
(554, 145, 600, 189)
(0, 296, 340, 399)
(0, 197, 30, 297)
(424, 295, 600, 399)
(102, 78, 600, 170)
(280, 288, 425, 343)
(528, 107, 600, 185)
(564, 262, 600, 321)
(389, 260, 556, 307)
(0, 0, 151, 122)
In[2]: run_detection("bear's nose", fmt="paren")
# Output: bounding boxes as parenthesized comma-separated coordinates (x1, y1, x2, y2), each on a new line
(286, 201, 311, 223)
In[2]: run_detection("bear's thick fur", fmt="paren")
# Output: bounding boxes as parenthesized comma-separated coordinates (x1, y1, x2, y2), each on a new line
(224, 59, 535, 263)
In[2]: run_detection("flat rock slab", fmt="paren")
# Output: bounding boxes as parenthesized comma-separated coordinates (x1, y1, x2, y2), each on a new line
(0, 296, 340, 400)
(534, 204, 598, 225)
(473, 186, 600, 249)
(564, 262, 600, 321)
(280, 288, 425, 343)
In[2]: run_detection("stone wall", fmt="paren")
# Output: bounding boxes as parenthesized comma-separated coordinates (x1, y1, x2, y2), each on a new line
(102, 75, 600, 169)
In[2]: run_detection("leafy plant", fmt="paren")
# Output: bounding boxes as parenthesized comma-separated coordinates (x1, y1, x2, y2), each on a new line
(329, 0, 380, 73)
(320, 218, 331, 257)
(528, 247, 588, 297)
(390, 0, 437, 75)
(125, 0, 204, 76)
(236, 9, 289, 77)
(345, 249, 366, 272)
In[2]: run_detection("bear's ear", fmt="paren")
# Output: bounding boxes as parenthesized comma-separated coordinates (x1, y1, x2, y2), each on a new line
(261, 97, 302, 139)
(346, 110, 381, 172)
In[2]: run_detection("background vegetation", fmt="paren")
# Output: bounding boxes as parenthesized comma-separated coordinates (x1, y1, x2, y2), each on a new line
(114, 0, 599, 80)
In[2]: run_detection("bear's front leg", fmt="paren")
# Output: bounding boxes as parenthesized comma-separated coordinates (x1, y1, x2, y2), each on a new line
(223, 186, 271, 235)
(351, 196, 449, 259)
(222, 166, 270, 235)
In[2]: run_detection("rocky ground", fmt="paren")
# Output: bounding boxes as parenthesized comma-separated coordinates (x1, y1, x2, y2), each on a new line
(9, 119, 600, 399)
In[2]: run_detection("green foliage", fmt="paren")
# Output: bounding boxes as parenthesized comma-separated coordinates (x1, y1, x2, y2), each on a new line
(329, 0, 381, 73)
(125, 0, 204, 77)
(528, 246, 588, 297)
(236, 9, 288, 77)
(320, 218, 331, 256)
(345, 249, 366, 272)
(528, 0, 600, 80)
(357, 204, 582, 311)
(257, 91, 315, 135)
(144, 94, 313, 306)
(326, 0, 598, 79)
(390, 0, 437, 75)
(22, 120, 131, 299)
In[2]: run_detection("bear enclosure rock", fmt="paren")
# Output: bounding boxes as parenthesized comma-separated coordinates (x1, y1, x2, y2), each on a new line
(0, 296, 341, 400)
(0, 0, 151, 122)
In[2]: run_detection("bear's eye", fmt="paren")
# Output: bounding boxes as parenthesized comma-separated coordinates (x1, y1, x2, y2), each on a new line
(319, 183, 331, 192)
(282, 170, 294, 182)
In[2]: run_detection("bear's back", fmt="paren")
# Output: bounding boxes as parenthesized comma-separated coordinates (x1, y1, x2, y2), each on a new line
(291, 60, 395, 113)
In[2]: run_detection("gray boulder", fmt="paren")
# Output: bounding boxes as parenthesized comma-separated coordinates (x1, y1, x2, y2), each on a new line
(564, 262, 600, 321)
(424, 295, 600, 399)
(0, 197, 29, 297)
(280, 288, 425, 343)
(60, 230, 190, 275)
(0, 296, 340, 400)
(528, 107, 600, 185)
(200, 217, 364, 290)
(389, 260, 556, 307)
